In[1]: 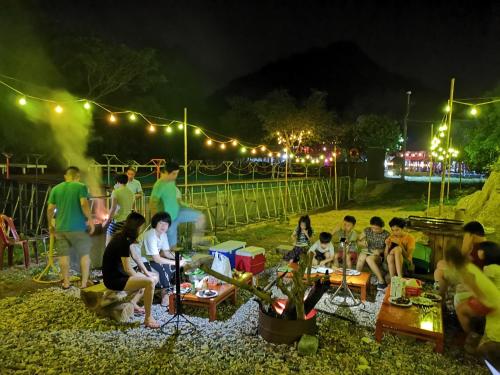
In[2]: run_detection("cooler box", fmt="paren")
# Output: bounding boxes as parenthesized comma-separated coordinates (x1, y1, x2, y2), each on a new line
(413, 243, 432, 273)
(209, 240, 246, 269)
(235, 246, 266, 274)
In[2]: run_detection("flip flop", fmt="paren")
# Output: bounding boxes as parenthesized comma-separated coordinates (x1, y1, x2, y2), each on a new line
(144, 319, 160, 329)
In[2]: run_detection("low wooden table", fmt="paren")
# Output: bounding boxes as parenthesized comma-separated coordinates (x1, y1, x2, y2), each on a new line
(168, 283, 237, 322)
(278, 266, 370, 302)
(375, 287, 444, 353)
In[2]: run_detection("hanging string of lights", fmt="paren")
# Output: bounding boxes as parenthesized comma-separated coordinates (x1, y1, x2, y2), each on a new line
(0, 75, 340, 163)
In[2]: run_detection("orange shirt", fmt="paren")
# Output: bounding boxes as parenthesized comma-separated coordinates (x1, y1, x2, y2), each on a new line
(388, 233, 416, 260)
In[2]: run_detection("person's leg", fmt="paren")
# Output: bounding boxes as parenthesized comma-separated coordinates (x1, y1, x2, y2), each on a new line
(456, 301, 474, 333)
(387, 253, 396, 278)
(356, 252, 368, 272)
(59, 256, 70, 287)
(392, 246, 404, 277)
(366, 254, 385, 283)
(123, 275, 158, 327)
(171, 208, 205, 245)
(80, 255, 90, 287)
(434, 260, 448, 296)
(346, 251, 352, 268)
(167, 217, 180, 248)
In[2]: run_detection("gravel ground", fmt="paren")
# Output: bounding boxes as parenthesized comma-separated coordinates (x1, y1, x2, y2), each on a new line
(0, 285, 489, 375)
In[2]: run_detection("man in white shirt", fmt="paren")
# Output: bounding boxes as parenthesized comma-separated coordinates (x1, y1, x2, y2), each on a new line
(126, 166, 143, 198)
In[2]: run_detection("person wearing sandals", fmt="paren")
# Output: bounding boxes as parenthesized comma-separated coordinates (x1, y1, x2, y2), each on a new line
(104, 173, 134, 246)
(143, 212, 186, 307)
(102, 212, 160, 328)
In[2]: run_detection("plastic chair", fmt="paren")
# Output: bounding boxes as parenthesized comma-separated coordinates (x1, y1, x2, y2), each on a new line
(0, 215, 31, 269)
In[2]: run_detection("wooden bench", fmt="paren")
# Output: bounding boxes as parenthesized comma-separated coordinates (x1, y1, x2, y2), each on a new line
(80, 283, 135, 322)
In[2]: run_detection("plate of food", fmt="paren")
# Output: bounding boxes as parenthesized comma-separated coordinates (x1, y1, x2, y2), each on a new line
(421, 292, 442, 302)
(389, 296, 412, 307)
(315, 266, 334, 274)
(411, 296, 434, 306)
(196, 289, 219, 299)
(179, 282, 192, 294)
(334, 268, 361, 276)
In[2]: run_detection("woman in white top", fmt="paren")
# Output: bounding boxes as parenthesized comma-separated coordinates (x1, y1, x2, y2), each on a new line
(143, 212, 185, 306)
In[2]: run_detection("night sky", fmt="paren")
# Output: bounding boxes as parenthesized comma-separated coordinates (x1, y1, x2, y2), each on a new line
(40, 0, 500, 95)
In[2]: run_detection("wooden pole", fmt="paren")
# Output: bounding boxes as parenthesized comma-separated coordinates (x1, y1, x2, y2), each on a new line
(439, 78, 455, 216)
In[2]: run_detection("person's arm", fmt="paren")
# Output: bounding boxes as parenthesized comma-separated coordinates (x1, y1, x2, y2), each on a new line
(130, 244, 154, 276)
(461, 233, 473, 256)
(47, 203, 56, 234)
(121, 256, 137, 277)
(357, 231, 368, 248)
(384, 236, 392, 258)
(152, 253, 174, 265)
(80, 197, 95, 235)
(291, 229, 298, 242)
(103, 197, 118, 227)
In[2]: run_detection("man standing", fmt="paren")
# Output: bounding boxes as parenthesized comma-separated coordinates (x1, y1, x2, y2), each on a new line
(47, 166, 95, 289)
(149, 161, 205, 248)
(125, 166, 143, 199)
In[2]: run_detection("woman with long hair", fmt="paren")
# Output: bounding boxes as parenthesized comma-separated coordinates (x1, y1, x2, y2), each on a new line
(102, 211, 160, 329)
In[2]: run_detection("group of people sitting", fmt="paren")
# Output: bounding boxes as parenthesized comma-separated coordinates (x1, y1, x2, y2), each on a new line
(284, 214, 416, 290)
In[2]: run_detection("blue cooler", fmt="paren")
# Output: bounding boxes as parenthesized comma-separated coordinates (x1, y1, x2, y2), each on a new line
(209, 240, 246, 269)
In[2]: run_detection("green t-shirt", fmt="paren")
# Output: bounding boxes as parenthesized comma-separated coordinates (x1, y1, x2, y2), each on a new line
(150, 180, 179, 220)
(48, 181, 88, 232)
(111, 186, 134, 222)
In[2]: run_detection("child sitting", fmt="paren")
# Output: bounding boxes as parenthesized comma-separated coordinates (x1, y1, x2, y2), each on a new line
(445, 244, 500, 357)
(332, 215, 358, 269)
(308, 232, 337, 267)
(284, 215, 313, 263)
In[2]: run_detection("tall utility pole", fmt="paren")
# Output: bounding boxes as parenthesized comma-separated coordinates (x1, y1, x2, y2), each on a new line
(401, 91, 412, 181)
(439, 78, 455, 216)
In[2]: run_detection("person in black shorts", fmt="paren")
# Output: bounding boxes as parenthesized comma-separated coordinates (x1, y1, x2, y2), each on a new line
(102, 212, 160, 329)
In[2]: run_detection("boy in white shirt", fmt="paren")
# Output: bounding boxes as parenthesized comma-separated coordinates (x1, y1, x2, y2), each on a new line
(308, 232, 337, 267)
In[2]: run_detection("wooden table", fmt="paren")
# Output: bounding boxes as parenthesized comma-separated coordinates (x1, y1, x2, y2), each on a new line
(375, 287, 444, 353)
(168, 283, 237, 322)
(278, 267, 371, 302)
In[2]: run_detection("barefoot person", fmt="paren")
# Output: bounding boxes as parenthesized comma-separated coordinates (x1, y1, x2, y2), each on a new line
(102, 212, 160, 328)
(47, 166, 95, 289)
(385, 217, 416, 278)
(357, 216, 390, 290)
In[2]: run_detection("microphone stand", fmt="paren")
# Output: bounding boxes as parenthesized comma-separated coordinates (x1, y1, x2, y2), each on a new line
(160, 248, 197, 335)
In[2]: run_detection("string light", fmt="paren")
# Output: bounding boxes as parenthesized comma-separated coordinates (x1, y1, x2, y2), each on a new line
(166, 126, 172, 133)
(220, 143, 226, 150)
(444, 104, 451, 113)
(148, 124, 155, 133)
(109, 114, 117, 123)
(129, 113, 137, 121)
(232, 140, 238, 146)
(54, 105, 63, 114)
(470, 107, 478, 116)
(83, 101, 91, 110)
(178, 123, 184, 130)
(18, 97, 27, 106)
(260, 146, 266, 152)
(251, 149, 256, 155)
(268, 152, 273, 157)
(194, 128, 201, 135)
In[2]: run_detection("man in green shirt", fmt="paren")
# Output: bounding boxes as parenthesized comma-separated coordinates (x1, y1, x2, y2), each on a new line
(47, 166, 95, 289)
(149, 161, 205, 248)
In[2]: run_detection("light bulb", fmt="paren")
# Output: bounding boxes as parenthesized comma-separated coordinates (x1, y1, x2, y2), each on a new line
(83, 101, 91, 110)
(148, 125, 155, 133)
(470, 107, 478, 116)
(220, 143, 226, 150)
(178, 123, 184, 130)
(194, 128, 201, 135)
(206, 139, 213, 146)
(54, 105, 63, 114)
(129, 113, 137, 121)
(109, 114, 116, 123)
(166, 126, 172, 133)
(18, 97, 27, 106)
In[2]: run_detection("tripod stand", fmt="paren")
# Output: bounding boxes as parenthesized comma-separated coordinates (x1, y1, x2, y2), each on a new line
(160, 249, 197, 335)
(326, 239, 361, 308)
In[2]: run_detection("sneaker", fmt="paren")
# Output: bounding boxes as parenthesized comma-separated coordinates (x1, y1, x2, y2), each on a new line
(464, 332, 482, 354)
(377, 283, 387, 291)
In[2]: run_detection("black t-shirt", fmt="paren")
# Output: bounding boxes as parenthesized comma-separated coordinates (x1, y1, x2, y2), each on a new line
(102, 235, 133, 282)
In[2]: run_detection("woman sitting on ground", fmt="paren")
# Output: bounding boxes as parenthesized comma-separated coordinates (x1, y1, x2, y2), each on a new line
(143, 212, 185, 307)
(102, 211, 160, 329)
(384, 217, 416, 278)
(356, 216, 390, 290)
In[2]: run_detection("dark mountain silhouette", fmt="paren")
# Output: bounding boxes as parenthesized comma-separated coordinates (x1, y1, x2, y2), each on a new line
(208, 41, 441, 149)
